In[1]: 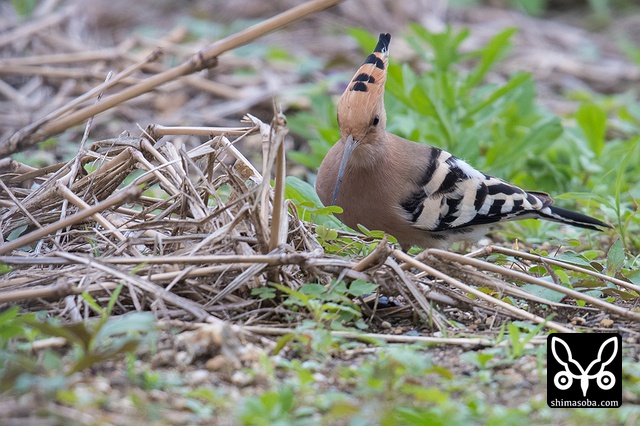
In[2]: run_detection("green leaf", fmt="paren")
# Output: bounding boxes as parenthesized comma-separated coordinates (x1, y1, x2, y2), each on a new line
(606, 239, 625, 277)
(251, 287, 277, 300)
(21, 317, 92, 350)
(465, 72, 530, 118)
(285, 176, 345, 228)
(623, 269, 640, 285)
(81, 292, 104, 316)
(0, 306, 19, 324)
(520, 282, 566, 304)
(299, 283, 326, 297)
(460, 351, 495, 369)
(553, 250, 597, 269)
(271, 283, 310, 305)
(285, 176, 322, 205)
(316, 224, 338, 241)
(409, 24, 469, 71)
(575, 102, 607, 157)
(0, 307, 23, 341)
(69, 340, 140, 375)
(508, 0, 548, 16)
(10, 0, 38, 17)
(0, 263, 11, 275)
(463, 27, 517, 93)
(93, 312, 154, 344)
(106, 283, 124, 317)
(347, 280, 378, 297)
(272, 333, 295, 356)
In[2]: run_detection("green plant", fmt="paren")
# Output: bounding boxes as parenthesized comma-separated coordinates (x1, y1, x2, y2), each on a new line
(0, 285, 155, 395)
(287, 94, 340, 170)
(272, 279, 376, 327)
(236, 386, 313, 426)
(460, 350, 496, 369)
(10, 0, 38, 18)
(500, 320, 547, 360)
(284, 176, 344, 230)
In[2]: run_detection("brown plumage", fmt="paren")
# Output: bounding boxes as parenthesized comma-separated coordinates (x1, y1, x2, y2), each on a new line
(316, 33, 610, 250)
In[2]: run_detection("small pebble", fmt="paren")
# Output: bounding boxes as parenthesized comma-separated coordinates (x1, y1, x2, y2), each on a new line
(206, 354, 229, 372)
(312, 373, 327, 383)
(188, 369, 210, 386)
(599, 318, 614, 328)
(175, 351, 191, 366)
(570, 317, 586, 326)
(231, 371, 254, 386)
(93, 377, 111, 393)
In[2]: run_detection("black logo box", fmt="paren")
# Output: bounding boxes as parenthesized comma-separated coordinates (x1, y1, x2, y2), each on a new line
(547, 333, 622, 408)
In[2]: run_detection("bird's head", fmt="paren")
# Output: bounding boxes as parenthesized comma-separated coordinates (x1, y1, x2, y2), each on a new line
(337, 33, 390, 144)
(331, 33, 390, 205)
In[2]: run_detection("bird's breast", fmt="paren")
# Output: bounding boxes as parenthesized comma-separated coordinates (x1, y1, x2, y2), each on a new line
(316, 142, 413, 233)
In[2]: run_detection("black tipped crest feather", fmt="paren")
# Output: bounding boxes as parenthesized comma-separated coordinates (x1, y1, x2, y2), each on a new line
(375, 33, 391, 54)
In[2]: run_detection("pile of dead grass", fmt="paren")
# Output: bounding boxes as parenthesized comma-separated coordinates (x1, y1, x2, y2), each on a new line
(0, 114, 319, 322)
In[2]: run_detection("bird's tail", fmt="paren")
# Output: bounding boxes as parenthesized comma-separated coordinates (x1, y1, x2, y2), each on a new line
(538, 206, 611, 231)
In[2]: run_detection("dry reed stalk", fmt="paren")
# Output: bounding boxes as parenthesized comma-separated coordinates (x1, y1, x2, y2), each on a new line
(149, 125, 254, 138)
(487, 245, 640, 293)
(97, 252, 320, 266)
(58, 186, 133, 249)
(242, 325, 548, 347)
(0, 178, 43, 231)
(0, 283, 79, 304)
(415, 255, 579, 307)
(0, 6, 75, 48)
(183, 75, 241, 99)
(268, 108, 290, 251)
(0, 48, 126, 67)
(426, 249, 640, 321)
(394, 250, 573, 333)
(385, 257, 447, 331)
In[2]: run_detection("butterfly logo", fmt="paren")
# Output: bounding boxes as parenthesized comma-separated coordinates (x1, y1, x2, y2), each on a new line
(550, 335, 618, 397)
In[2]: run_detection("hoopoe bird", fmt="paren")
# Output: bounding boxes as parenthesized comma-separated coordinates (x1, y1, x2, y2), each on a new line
(316, 33, 610, 250)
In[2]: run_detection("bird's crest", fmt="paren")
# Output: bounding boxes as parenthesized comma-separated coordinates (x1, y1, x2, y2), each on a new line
(338, 33, 390, 139)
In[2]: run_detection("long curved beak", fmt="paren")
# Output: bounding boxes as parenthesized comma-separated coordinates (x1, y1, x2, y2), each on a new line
(331, 134, 359, 206)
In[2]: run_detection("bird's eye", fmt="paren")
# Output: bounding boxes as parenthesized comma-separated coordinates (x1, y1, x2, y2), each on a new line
(372, 115, 380, 126)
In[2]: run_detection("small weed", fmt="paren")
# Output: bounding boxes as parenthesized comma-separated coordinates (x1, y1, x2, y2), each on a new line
(10, 0, 39, 18)
(0, 285, 155, 395)
(460, 350, 496, 369)
(236, 386, 311, 426)
(500, 320, 547, 360)
(273, 281, 367, 326)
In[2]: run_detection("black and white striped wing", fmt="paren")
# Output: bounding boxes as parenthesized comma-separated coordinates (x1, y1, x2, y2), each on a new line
(401, 148, 549, 233)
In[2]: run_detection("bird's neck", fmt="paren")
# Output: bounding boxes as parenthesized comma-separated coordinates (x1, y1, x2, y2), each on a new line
(348, 131, 390, 171)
